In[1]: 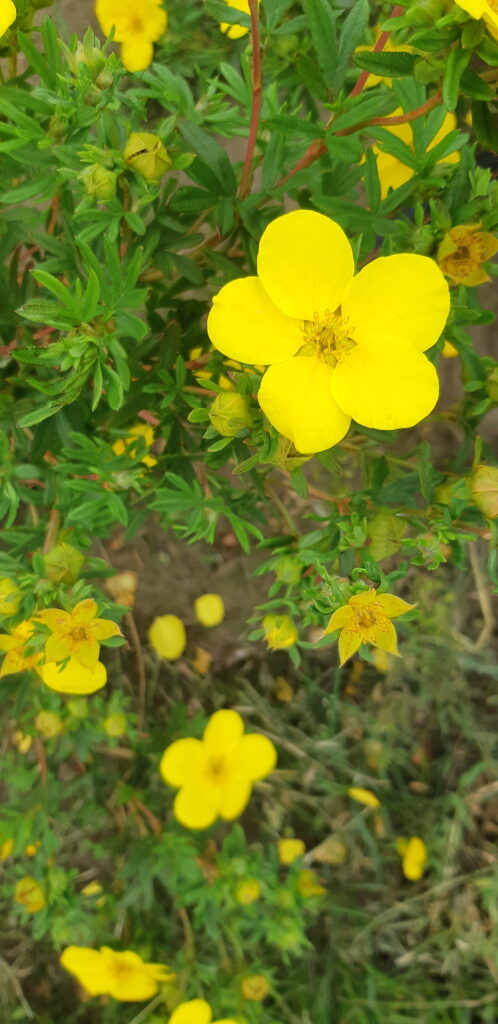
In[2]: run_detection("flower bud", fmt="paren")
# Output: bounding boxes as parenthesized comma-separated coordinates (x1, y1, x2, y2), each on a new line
(208, 392, 253, 437)
(43, 542, 85, 585)
(35, 711, 63, 738)
(148, 614, 186, 660)
(274, 557, 301, 585)
(0, 577, 21, 617)
(67, 698, 89, 718)
(235, 879, 261, 905)
(241, 975, 270, 1001)
(68, 41, 105, 74)
(123, 132, 171, 181)
(262, 614, 297, 650)
(194, 593, 225, 627)
(278, 838, 305, 865)
(80, 164, 117, 202)
(103, 713, 127, 737)
(14, 876, 45, 913)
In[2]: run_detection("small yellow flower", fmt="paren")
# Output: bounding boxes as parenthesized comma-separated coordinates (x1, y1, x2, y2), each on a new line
(81, 881, 103, 896)
(454, 0, 498, 39)
(442, 340, 459, 358)
(219, 0, 260, 40)
(123, 134, 171, 182)
(95, 0, 168, 72)
(437, 223, 498, 286)
(396, 836, 428, 880)
(13, 730, 32, 754)
(235, 879, 261, 904)
(24, 841, 41, 857)
(60, 946, 174, 1001)
(296, 868, 325, 898)
(39, 659, 107, 695)
(194, 593, 225, 628)
(103, 712, 127, 737)
(0, 838, 14, 860)
(208, 210, 449, 454)
(113, 422, 158, 467)
(35, 598, 121, 672)
(278, 838, 305, 865)
(324, 589, 415, 666)
(0, 577, 21, 617)
(35, 710, 64, 738)
(168, 1000, 237, 1024)
(148, 614, 186, 660)
(160, 709, 277, 830)
(15, 876, 45, 913)
(262, 614, 297, 650)
(0, 0, 16, 38)
(0, 620, 43, 678)
(348, 787, 380, 808)
(241, 974, 270, 1001)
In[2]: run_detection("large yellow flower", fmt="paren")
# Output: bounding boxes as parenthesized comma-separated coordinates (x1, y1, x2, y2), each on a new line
(160, 709, 277, 829)
(220, 0, 260, 40)
(372, 110, 460, 200)
(35, 598, 121, 671)
(60, 946, 174, 1001)
(0, 621, 43, 677)
(324, 589, 414, 665)
(207, 211, 449, 454)
(95, 0, 167, 72)
(454, 0, 498, 38)
(169, 999, 237, 1024)
(0, 0, 16, 38)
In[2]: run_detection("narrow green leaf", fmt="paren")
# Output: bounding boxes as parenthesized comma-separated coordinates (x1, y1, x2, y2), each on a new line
(179, 121, 237, 195)
(336, 0, 370, 88)
(303, 0, 339, 90)
(442, 45, 470, 112)
(353, 50, 418, 78)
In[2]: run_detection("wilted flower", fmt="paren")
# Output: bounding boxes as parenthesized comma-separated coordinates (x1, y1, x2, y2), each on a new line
(148, 615, 186, 660)
(13, 730, 32, 754)
(296, 868, 325, 898)
(124, 133, 171, 181)
(60, 945, 174, 1001)
(470, 464, 498, 519)
(0, 577, 21, 617)
(396, 836, 428, 880)
(15, 876, 45, 913)
(437, 223, 498, 286)
(262, 614, 297, 650)
(324, 589, 415, 665)
(113, 422, 158, 467)
(95, 0, 168, 72)
(194, 593, 225, 627)
(241, 974, 270, 1001)
(278, 838, 305, 865)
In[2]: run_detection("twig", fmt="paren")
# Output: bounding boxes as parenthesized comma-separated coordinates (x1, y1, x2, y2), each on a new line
(125, 611, 147, 730)
(350, 4, 405, 98)
(126, 993, 164, 1024)
(456, 541, 495, 652)
(42, 508, 60, 555)
(0, 957, 34, 1019)
(239, 0, 263, 199)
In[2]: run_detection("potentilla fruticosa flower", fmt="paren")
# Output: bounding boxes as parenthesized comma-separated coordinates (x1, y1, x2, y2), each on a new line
(112, 422, 157, 467)
(372, 110, 460, 199)
(0, 0, 16, 37)
(437, 223, 498, 285)
(324, 590, 415, 665)
(38, 658, 108, 695)
(60, 946, 175, 1001)
(35, 598, 121, 671)
(220, 0, 260, 39)
(168, 999, 237, 1024)
(454, 0, 498, 39)
(0, 621, 43, 677)
(160, 709, 277, 829)
(208, 210, 450, 454)
(95, 0, 167, 72)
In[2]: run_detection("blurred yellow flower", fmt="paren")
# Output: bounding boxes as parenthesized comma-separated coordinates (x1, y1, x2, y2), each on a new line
(24, 841, 41, 857)
(396, 836, 428, 880)
(0, 577, 21, 617)
(103, 712, 127, 737)
(442, 340, 459, 358)
(348, 786, 380, 808)
(160, 709, 277, 830)
(169, 999, 237, 1024)
(262, 614, 297, 650)
(220, 0, 260, 40)
(13, 730, 32, 754)
(36, 598, 121, 672)
(0, 0, 16, 38)
(95, 0, 167, 72)
(39, 658, 107, 695)
(35, 710, 64, 738)
(15, 876, 45, 912)
(274, 675, 293, 701)
(278, 838, 305, 865)
(81, 881, 103, 896)
(0, 838, 14, 860)
(454, 0, 498, 38)
(296, 868, 325, 898)
(437, 223, 498, 286)
(194, 593, 225, 627)
(241, 974, 270, 1001)
(0, 620, 43, 677)
(235, 878, 261, 904)
(324, 589, 414, 666)
(148, 614, 186, 660)
(60, 945, 174, 1001)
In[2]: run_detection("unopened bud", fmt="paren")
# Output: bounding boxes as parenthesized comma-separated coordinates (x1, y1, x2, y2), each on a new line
(262, 614, 297, 650)
(0, 577, 21, 617)
(209, 392, 253, 437)
(68, 41, 105, 74)
(43, 542, 85, 585)
(80, 164, 117, 202)
(123, 132, 171, 181)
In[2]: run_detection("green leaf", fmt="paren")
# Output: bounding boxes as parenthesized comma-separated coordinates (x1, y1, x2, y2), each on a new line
(442, 45, 470, 112)
(471, 101, 498, 153)
(353, 50, 418, 78)
(82, 269, 101, 321)
(336, 0, 370, 87)
(460, 68, 493, 101)
(303, 0, 339, 90)
(363, 147, 381, 212)
(179, 121, 237, 196)
(204, 0, 250, 28)
(104, 367, 125, 410)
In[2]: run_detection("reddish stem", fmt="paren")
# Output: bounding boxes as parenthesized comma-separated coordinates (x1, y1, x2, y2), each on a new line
(239, 0, 262, 199)
(350, 4, 405, 98)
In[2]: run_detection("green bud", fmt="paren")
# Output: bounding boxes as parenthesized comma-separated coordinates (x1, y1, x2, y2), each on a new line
(412, 225, 436, 256)
(80, 164, 117, 202)
(274, 557, 301, 585)
(123, 133, 172, 182)
(486, 366, 498, 403)
(268, 436, 311, 471)
(413, 58, 441, 85)
(43, 542, 85, 585)
(209, 392, 253, 437)
(67, 698, 89, 719)
(68, 42, 105, 74)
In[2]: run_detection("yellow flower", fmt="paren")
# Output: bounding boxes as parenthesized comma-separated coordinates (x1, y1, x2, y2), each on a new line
(0, 0, 16, 38)
(15, 876, 45, 913)
(442, 340, 459, 358)
(39, 659, 107, 695)
(194, 593, 225, 627)
(235, 879, 261, 904)
(35, 710, 64, 738)
(148, 614, 186, 660)
(112, 422, 158, 467)
(81, 881, 103, 896)
(219, 0, 260, 40)
(437, 223, 498, 286)
(348, 787, 380, 808)
(241, 974, 270, 1001)
(95, 0, 167, 72)
(60, 946, 174, 1001)
(262, 614, 297, 650)
(103, 712, 127, 737)
(296, 868, 325, 898)
(207, 210, 449, 454)
(278, 838, 305, 865)
(168, 1000, 237, 1024)
(396, 836, 428, 880)
(0, 838, 14, 860)
(0, 620, 43, 677)
(24, 841, 41, 857)
(13, 730, 32, 754)
(160, 709, 277, 830)
(372, 110, 460, 200)
(324, 589, 415, 665)
(35, 598, 121, 672)
(454, 0, 498, 38)
(0, 577, 21, 617)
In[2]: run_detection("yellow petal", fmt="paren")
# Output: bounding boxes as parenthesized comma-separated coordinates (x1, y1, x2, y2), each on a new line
(324, 606, 354, 633)
(368, 620, 399, 656)
(194, 593, 225, 627)
(375, 150, 414, 201)
(234, 734, 277, 780)
(258, 356, 350, 454)
(36, 608, 71, 630)
(402, 836, 427, 881)
(92, 617, 122, 641)
(338, 628, 362, 665)
(120, 37, 154, 73)
(278, 838, 306, 864)
(60, 947, 108, 995)
(348, 787, 380, 808)
(343, 255, 450, 352)
(429, 111, 459, 166)
(203, 709, 244, 754)
(169, 1000, 213, 1024)
(0, 0, 16, 37)
(148, 615, 186, 660)
(479, 232, 498, 259)
(73, 639, 100, 672)
(45, 633, 71, 664)
(331, 335, 439, 430)
(257, 210, 354, 320)
(73, 599, 98, 622)
(0, 635, 17, 652)
(101, 950, 160, 1001)
(174, 779, 221, 830)
(218, 777, 252, 819)
(376, 594, 415, 618)
(40, 659, 107, 695)
(208, 276, 303, 365)
(160, 738, 207, 787)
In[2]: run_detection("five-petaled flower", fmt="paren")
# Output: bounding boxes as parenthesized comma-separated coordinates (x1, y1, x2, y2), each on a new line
(208, 210, 450, 454)
(15, 876, 45, 913)
(160, 709, 277, 829)
(95, 0, 167, 72)
(437, 223, 498, 286)
(168, 999, 237, 1024)
(454, 0, 498, 39)
(35, 598, 121, 672)
(324, 590, 415, 665)
(371, 109, 460, 200)
(60, 946, 175, 1001)
(220, 0, 260, 40)
(0, 0, 16, 38)
(0, 621, 43, 677)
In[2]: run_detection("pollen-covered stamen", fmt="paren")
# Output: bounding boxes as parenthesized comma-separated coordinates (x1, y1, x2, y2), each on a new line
(301, 308, 356, 366)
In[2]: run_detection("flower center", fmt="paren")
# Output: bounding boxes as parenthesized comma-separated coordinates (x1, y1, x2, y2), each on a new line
(205, 754, 230, 784)
(301, 309, 356, 366)
(69, 625, 90, 644)
(354, 608, 378, 630)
